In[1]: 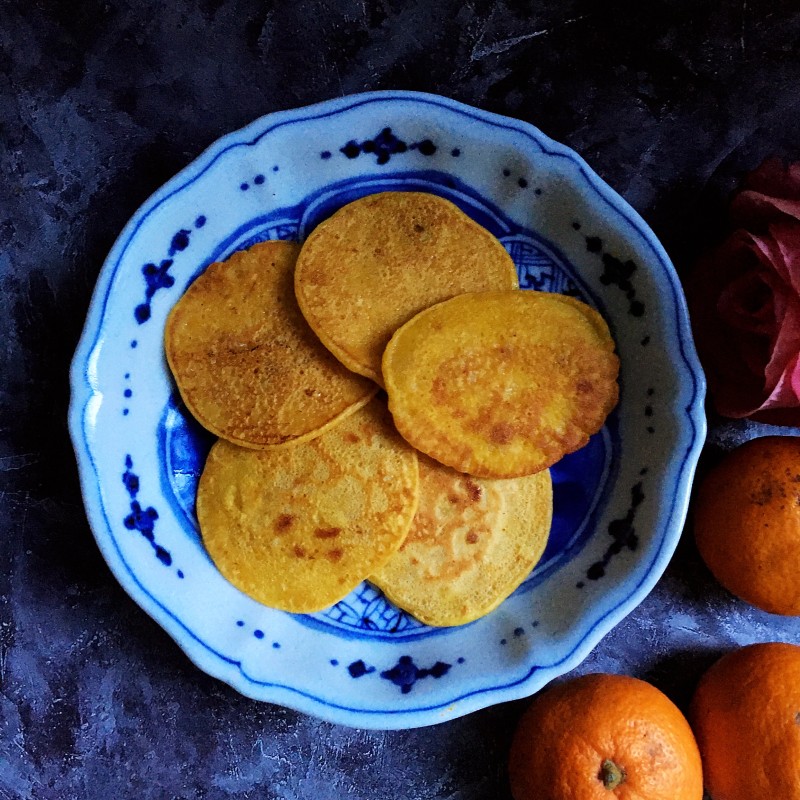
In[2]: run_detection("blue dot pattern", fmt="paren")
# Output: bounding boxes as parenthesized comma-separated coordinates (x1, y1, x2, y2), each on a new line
(133, 217, 206, 324)
(122, 455, 173, 568)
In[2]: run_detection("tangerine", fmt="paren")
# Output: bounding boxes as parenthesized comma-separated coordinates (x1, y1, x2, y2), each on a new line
(508, 673, 703, 800)
(690, 642, 800, 800)
(693, 435, 800, 615)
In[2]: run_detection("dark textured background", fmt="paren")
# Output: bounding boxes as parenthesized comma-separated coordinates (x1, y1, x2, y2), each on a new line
(3, 1, 800, 797)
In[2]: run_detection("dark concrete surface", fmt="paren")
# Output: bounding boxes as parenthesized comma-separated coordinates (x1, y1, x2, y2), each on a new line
(3, 1, 800, 797)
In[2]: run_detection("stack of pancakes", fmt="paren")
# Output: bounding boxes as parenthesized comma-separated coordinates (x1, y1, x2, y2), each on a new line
(165, 192, 619, 626)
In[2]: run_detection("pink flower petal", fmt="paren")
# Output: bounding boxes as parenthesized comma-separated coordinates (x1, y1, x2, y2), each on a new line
(732, 192, 800, 226)
(732, 158, 800, 227)
(688, 233, 774, 418)
(758, 351, 800, 411)
(742, 157, 800, 200)
(764, 297, 800, 391)
(716, 268, 774, 337)
(772, 222, 800, 296)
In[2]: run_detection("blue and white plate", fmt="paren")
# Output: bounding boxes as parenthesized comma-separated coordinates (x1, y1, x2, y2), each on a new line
(69, 91, 706, 729)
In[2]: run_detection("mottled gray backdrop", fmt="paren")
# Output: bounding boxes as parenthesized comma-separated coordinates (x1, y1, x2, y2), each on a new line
(3, 1, 800, 798)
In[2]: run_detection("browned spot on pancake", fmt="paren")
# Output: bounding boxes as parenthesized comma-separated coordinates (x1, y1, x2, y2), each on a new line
(275, 514, 294, 532)
(465, 480, 482, 501)
(466, 531, 479, 544)
(293, 544, 307, 558)
(344, 432, 361, 443)
(315, 527, 341, 539)
(490, 422, 516, 444)
(448, 493, 462, 504)
(577, 379, 594, 394)
(326, 548, 343, 562)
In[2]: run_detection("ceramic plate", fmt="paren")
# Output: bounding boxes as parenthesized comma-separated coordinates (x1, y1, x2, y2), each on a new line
(69, 91, 706, 729)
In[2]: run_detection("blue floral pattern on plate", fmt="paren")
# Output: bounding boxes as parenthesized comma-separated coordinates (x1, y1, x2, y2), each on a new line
(69, 91, 705, 728)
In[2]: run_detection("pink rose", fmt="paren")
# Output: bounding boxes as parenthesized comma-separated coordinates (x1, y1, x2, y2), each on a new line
(689, 158, 800, 424)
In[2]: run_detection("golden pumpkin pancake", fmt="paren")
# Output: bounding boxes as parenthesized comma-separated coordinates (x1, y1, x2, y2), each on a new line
(372, 456, 552, 627)
(165, 241, 377, 449)
(547, 293, 617, 344)
(294, 192, 519, 385)
(383, 291, 619, 479)
(196, 399, 419, 613)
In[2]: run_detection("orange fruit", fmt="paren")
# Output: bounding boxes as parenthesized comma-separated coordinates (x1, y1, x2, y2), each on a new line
(690, 642, 800, 800)
(693, 435, 800, 615)
(508, 673, 703, 800)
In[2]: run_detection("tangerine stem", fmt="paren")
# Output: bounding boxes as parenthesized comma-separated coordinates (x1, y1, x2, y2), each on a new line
(600, 759, 626, 790)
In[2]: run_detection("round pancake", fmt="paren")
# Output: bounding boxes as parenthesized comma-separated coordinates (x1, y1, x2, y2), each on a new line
(371, 456, 552, 627)
(165, 240, 377, 449)
(382, 291, 619, 478)
(294, 191, 519, 385)
(196, 399, 419, 613)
